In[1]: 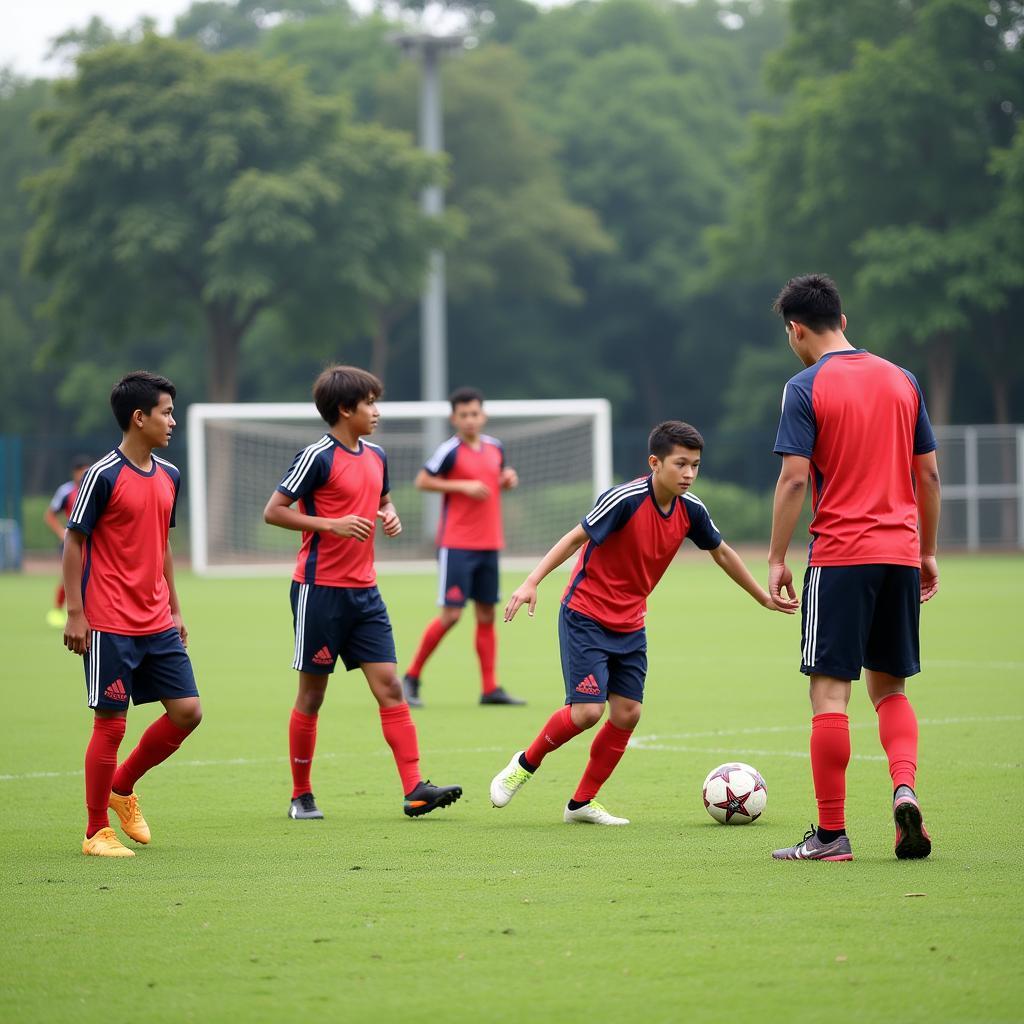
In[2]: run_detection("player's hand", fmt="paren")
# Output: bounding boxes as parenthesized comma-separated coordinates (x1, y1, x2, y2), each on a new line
(327, 515, 374, 541)
(761, 594, 796, 615)
(462, 480, 491, 501)
(377, 508, 402, 537)
(64, 609, 91, 655)
(920, 555, 939, 603)
(500, 468, 519, 490)
(768, 562, 799, 613)
(504, 582, 538, 622)
(172, 611, 188, 647)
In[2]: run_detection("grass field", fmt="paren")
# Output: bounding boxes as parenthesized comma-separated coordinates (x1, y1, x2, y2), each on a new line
(2, 554, 1022, 1023)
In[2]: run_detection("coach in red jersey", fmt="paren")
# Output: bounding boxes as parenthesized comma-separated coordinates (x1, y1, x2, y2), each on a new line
(766, 274, 942, 863)
(64, 372, 202, 858)
(490, 421, 794, 826)
(263, 365, 462, 821)
(402, 387, 525, 707)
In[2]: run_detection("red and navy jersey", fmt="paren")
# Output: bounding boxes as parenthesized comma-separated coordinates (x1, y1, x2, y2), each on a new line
(562, 475, 722, 632)
(277, 434, 390, 588)
(66, 448, 179, 636)
(49, 480, 79, 520)
(774, 349, 937, 568)
(425, 434, 505, 550)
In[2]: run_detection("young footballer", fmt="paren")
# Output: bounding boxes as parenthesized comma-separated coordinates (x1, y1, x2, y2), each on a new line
(263, 365, 462, 820)
(403, 387, 525, 707)
(490, 420, 795, 825)
(767, 274, 941, 862)
(44, 454, 91, 627)
(64, 372, 202, 858)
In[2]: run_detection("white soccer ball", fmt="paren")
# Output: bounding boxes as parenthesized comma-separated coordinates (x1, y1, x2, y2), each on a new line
(702, 762, 767, 825)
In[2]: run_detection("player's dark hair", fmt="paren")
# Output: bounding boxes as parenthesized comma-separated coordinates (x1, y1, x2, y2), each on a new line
(313, 365, 383, 425)
(449, 386, 484, 410)
(772, 274, 843, 332)
(71, 454, 92, 470)
(649, 421, 704, 457)
(110, 371, 176, 431)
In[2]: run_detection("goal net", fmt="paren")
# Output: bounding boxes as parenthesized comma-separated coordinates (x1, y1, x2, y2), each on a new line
(187, 399, 613, 575)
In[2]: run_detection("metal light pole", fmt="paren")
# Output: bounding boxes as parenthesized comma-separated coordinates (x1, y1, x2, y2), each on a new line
(393, 31, 465, 543)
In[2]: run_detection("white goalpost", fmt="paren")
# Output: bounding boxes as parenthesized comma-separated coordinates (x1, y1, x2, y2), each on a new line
(187, 399, 613, 576)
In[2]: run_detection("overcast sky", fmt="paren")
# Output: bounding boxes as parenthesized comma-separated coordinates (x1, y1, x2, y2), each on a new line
(4, 1, 189, 78)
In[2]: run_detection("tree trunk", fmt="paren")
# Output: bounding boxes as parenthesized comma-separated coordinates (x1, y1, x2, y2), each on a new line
(205, 309, 242, 403)
(370, 308, 392, 383)
(924, 332, 955, 425)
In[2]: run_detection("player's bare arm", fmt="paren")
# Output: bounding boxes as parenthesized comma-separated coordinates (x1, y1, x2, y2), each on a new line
(163, 542, 188, 646)
(44, 505, 66, 541)
(413, 467, 490, 501)
(263, 489, 374, 542)
(768, 453, 809, 609)
(377, 494, 402, 537)
(914, 450, 941, 602)
(61, 529, 90, 655)
(710, 542, 796, 614)
(505, 523, 589, 622)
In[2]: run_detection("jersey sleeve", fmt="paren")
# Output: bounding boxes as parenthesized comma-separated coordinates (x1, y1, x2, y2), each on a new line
(380, 451, 390, 497)
(169, 470, 181, 529)
(580, 485, 644, 546)
(66, 470, 114, 537)
(424, 439, 458, 477)
(277, 446, 331, 500)
(774, 377, 816, 458)
(683, 495, 723, 550)
(901, 369, 938, 455)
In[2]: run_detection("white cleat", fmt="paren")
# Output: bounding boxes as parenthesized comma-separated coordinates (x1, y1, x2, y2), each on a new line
(563, 800, 629, 826)
(490, 751, 533, 808)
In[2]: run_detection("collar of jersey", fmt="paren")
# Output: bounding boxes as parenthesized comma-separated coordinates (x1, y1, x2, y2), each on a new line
(115, 446, 158, 477)
(817, 347, 867, 363)
(326, 434, 365, 456)
(647, 474, 677, 520)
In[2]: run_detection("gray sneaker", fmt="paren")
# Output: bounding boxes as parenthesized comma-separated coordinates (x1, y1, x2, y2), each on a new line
(772, 825, 853, 861)
(403, 674, 423, 708)
(289, 793, 324, 819)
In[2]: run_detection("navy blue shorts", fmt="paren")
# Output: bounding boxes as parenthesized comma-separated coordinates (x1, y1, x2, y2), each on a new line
(84, 627, 198, 711)
(437, 548, 500, 607)
(558, 605, 647, 704)
(291, 582, 397, 674)
(801, 565, 921, 680)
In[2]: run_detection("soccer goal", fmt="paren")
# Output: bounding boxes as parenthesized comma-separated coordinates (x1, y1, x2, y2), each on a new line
(187, 399, 613, 575)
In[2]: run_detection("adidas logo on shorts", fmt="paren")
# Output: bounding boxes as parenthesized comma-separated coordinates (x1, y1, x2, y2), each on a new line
(575, 674, 601, 696)
(312, 646, 333, 666)
(104, 678, 127, 702)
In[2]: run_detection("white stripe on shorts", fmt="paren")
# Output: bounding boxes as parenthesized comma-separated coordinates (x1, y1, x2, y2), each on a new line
(292, 584, 309, 670)
(88, 631, 101, 707)
(803, 567, 821, 668)
(436, 548, 449, 606)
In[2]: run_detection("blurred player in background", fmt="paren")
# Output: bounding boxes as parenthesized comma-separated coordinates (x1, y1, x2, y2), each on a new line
(44, 455, 91, 627)
(264, 365, 462, 821)
(767, 274, 941, 863)
(403, 387, 525, 707)
(491, 420, 794, 826)
(64, 372, 201, 858)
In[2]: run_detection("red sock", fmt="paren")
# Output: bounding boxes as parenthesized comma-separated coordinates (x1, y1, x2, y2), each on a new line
(288, 708, 318, 798)
(475, 621, 498, 695)
(810, 713, 850, 831)
(875, 693, 918, 790)
(525, 706, 583, 767)
(572, 721, 633, 803)
(85, 716, 126, 837)
(406, 619, 450, 678)
(111, 714, 192, 796)
(379, 703, 421, 795)
(56, 584, 66, 609)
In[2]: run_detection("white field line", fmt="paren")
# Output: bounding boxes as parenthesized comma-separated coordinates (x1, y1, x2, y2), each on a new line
(3, 716, 1020, 782)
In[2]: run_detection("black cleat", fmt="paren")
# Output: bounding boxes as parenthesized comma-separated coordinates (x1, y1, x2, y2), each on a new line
(479, 686, 526, 706)
(403, 780, 462, 817)
(289, 792, 324, 819)
(403, 674, 423, 707)
(893, 788, 932, 860)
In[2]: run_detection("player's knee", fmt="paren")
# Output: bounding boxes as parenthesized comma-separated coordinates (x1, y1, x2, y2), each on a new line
(441, 608, 462, 628)
(475, 604, 496, 625)
(572, 703, 605, 729)
(614, 705, 642, 730)
(377, 676, 404, 705)
(172, 701, 203, 731)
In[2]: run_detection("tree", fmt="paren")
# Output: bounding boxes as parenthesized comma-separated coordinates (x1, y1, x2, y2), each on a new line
(25, 35, 446, 403)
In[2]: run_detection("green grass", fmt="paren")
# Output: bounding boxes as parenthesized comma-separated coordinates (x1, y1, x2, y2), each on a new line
(2, 555, 1022, 1023)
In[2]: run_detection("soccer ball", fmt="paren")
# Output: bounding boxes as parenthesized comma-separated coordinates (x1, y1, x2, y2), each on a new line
(702, 762, 767, 825)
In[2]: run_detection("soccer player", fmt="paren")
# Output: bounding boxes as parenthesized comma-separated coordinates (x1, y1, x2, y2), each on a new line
(44, 455, 91, 627)
(490, 420, 795, 825)
(263, 365, 462, 820)
(403, 387, 525, 707)
(63, 372, 202, 858)
(766, 274, 941, 862)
